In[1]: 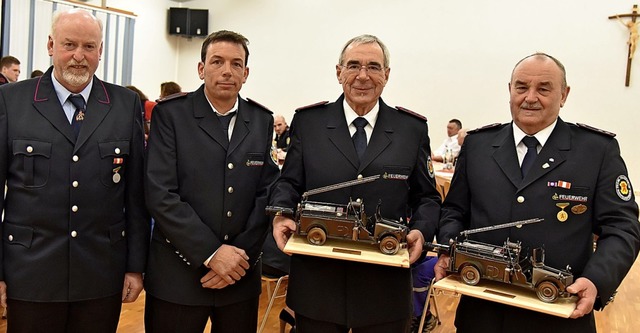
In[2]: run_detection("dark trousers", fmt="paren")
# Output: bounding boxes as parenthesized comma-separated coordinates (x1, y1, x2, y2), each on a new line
(6, 294, 122, 333)
(296, 313, 409, 333)
(144, 294, 259, 333)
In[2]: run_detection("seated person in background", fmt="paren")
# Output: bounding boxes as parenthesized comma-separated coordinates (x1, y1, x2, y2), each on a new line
(453, 128, 467, 167)
(410, 256, 439, 333)
(126, 85, 157, 138)
(30, 69, 44, 78)
(262, 230, 296, 333)
(273, 114, 290, 166)
(159, 81, 182, 98)
(432, 118, 462, 162)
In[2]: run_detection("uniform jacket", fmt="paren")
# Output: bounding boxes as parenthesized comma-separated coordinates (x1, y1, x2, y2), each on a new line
(0, 67, 149, 302)
(275, 127, 290, 151)
(269, 95, 442, 327)
(144, 85, 280, 306)
(439, 118, 640, 333)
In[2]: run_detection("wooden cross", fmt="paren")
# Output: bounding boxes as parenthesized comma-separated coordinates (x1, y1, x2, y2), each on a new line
(609, 5, 640, 86)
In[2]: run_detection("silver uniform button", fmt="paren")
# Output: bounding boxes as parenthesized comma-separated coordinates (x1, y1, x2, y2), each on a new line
(226, 211, 232, 217)
(71, 231, 78, 238)
(72, 205, 78, 212)
(228, 163, 234, 170)
(121, 230, 126, 237)
(115, 147, 121, 154)
(356, 198, 362, 203)
(8, 235, 13, 241)
(517, 196, 525, 203)
(72, 155, 79, 162)
(26, 146, 33, 153)
(72, 181, 79, 188)
(166, 238, 171, 243)
(228, 187, 234, 193)
(357, 174, 363, 179)
(224, 235, 229, 241)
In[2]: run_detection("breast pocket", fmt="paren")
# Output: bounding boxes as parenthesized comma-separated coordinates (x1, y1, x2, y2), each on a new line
(98, 140, 130, 187)
(12, 139, 52, 188)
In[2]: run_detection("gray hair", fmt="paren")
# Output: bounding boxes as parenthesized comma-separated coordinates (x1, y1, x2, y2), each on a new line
(338, 34, 390, 68)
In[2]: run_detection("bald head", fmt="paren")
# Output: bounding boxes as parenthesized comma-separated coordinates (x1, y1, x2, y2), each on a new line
(274, 115, 288, 136)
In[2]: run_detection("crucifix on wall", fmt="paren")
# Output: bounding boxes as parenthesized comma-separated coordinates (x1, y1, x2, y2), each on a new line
(609, 5, 640, 86)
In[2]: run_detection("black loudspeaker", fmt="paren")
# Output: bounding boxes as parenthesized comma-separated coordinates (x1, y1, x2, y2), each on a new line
(189, 9, 208, 37)
(168, 8, 208, 37)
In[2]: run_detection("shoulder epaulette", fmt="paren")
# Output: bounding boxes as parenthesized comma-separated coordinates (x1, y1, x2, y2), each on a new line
(156, 92, 188, 103)
(395, 106, 427, 121)
(295, 101, 329, 112)
(576, 123, 616, 137)
(246, 98, 273, 114)
(467, 123, 503, 134)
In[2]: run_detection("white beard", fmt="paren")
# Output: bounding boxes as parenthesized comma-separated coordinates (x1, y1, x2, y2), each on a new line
(62, 70, 91, 87)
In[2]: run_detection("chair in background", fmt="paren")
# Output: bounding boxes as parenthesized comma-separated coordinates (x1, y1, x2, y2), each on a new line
(413, 278, 441, 332)
(259, 274, 290, 333)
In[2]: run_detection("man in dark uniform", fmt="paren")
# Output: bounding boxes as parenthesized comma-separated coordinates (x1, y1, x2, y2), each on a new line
(436, 53, 640, 333)
(144, 30, 280, 333)
(0, 55, 21, 85)
(274, 114, 290, 151)
(270, 34, 442, 333)
(0, 9, 149, 333)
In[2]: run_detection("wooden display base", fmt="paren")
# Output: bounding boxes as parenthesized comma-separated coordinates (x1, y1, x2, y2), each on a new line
(283, 234, 410, 268)
(433, 275, 577, 318)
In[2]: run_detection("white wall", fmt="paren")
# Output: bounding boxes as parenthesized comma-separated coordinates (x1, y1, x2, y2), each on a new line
(101, 0, 640, 183)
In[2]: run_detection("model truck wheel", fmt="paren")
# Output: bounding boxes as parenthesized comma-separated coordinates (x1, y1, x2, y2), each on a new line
(379, 235, 400, 255)
(535, 280, 559, 303)
(307, 227, 327, 246)
(460, 265, 481, 286)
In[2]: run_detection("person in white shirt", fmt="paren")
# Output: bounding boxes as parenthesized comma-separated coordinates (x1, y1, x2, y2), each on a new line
(432, 118, 462, 162)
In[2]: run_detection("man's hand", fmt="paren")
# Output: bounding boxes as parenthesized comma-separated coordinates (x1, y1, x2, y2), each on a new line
(406, 229, 425, 264)
(566, 277, 598, 319)
(205, 245, 250, 286)
(0, 281, 7, 308)
(434, 255, 450, 281)
(200, 271, 231, 289)
(122, 273, 143, 303)
(273, 216, 296, 251)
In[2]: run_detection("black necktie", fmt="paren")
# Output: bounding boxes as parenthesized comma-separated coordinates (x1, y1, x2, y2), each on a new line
(218, 111, 236, 141)
(352, 117, 368, 160)
(68, 95, 86, 139)
(520, 136, 539, 177)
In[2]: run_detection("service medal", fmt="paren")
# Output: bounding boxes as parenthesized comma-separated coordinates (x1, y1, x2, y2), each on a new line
(112, 166, 122, 184)
(556, 203, 569, 222)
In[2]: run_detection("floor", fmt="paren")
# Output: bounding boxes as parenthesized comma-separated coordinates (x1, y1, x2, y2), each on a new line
(0, 255, 638, 332)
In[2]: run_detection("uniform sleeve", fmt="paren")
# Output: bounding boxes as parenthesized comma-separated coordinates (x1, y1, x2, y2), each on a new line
(0, 89, 8, 280)
(407, 122, 442, 242)
(125, 92, 152, 273)
(581, 139, 640, 309)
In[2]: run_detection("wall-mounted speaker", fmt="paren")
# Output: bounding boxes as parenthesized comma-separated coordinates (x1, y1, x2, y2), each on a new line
(168, 7, 208, 37)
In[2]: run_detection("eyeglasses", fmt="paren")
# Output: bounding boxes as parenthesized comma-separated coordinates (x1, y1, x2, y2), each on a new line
(341, 63, 385, 75)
